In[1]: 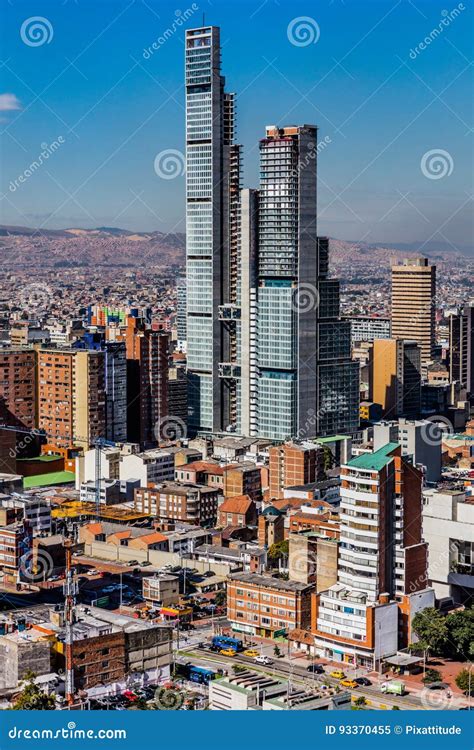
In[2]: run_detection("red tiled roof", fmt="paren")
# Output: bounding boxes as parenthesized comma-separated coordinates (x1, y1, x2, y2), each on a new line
(218, 494, 253, 515)
(134, 531, 168, 545)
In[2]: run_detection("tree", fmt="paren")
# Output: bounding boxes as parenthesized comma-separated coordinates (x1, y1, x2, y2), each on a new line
(411, 608, 448, 656)
(455, 668, 474, 695)
(445, 608, 474, 660)
(12, 673, 56, 710)
(267, 540, 289, 564)
(354, 696, 366, 706)
(232, 664, 246, 675)
(214, 590, 227, 607)
(274, 645, 281, 658)
(392, 705, 400, 710)
(422, 668, 442, 684)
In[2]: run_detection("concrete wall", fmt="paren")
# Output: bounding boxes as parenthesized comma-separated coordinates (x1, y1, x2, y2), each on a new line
(83, 540, 234, 577)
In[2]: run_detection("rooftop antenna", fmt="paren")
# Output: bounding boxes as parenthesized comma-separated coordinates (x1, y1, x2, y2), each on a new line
(202, 13, 205, 27)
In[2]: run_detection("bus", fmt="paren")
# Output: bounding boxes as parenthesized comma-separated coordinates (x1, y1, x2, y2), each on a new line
(176, 663, 216, 685)
(211, 635, 243, 652)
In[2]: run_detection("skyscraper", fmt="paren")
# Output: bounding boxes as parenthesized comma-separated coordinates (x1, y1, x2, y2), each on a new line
(252, 127, 358, 440)
(369, 338, 421, 418)
(185, 26, 241, 435)
(448, 302, 474, 402)
(391, 257, 436, 365)
(184, 28, 358, 441)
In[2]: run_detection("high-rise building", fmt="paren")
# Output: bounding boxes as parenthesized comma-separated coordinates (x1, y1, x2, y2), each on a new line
(0, 349, 37, 431)
(104, 341, 127, 442)
(369, 338, 421, 418)
(176, 279, 187, 351)
(251, 128, 358, 440)
(448, 302, 474, 402)
(391, 257, 436, 364)
(312, 443, 434, 667)
(185, 26, 242, 435)
(184, 29, 358, 441)
(37, 348, 106, 449)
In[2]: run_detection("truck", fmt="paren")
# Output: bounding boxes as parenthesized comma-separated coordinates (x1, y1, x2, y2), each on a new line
(381, 680, 406, 696)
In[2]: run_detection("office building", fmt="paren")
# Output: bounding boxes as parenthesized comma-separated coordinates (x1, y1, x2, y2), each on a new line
(227, 572, 313, 637)
(349, 316, 391, 344)
(104, 341, 127, 442)
(253, 128, 358, 440)
(176, 279, 187, 350)
(369, 338, 421, 418)
(373, 418, 442, 483)
(185, 26, 242, 435)
(422, 488, 474, 605)
(448, 303, 474, 402)
(391, 257, 436, 364)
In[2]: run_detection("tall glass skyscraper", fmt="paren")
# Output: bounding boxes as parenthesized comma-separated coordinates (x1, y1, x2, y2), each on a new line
(185, 28, 359, 440)
(185, 26, 241, 435)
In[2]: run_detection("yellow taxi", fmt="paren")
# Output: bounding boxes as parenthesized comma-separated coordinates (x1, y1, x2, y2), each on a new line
(243, 649, 259, 658)
(330, 670, 345, 679)
(220, 648, 237, 657)
(340, 679, 358, 689)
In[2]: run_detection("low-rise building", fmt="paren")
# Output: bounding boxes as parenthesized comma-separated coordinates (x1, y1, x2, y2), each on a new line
(217, 495, 257, 528)
(135, 482, 220, 526)
(227, 572, 313, 638)
(143, 574, 180, 608)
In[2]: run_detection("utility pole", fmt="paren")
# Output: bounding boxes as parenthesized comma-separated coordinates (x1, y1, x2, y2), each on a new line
(63, 538, 78, 706)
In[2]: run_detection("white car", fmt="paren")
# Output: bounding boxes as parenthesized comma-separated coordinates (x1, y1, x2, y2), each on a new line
(254, 655, 273, 666)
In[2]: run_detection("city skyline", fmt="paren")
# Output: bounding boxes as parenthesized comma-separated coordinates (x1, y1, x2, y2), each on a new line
(0, 0, 472, 254)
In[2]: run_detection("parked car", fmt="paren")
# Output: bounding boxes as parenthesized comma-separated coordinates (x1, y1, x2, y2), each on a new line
(425, 682, 449, 690)
(254, 655, 273, 666)
(306, 663, 325, 674)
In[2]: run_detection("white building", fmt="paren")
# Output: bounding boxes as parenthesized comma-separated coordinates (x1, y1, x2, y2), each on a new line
(119, 450, 175, 487)
(422, 487, 474, 604)
(373, 419, 442, 484)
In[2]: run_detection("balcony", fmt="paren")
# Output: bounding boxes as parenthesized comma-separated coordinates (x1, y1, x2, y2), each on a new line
(218, 362, 241, 379)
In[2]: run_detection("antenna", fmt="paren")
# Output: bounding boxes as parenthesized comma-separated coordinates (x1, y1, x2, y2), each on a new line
(202, 13, 205, 27)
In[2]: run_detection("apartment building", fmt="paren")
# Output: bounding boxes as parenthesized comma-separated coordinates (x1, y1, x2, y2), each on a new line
(0, 348, 37, 431)
(217, 495, 257, 528)
(268, 442, 323, 499)
(227, 572, 313, 637)
(312, 443, 434, 667)
(134, 482, 219, 526)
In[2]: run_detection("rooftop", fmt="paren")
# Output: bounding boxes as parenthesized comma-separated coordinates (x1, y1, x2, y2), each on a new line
(346, 442, 399, 472)
(23, 471, 75, 489)
(227, 572, 313, 593)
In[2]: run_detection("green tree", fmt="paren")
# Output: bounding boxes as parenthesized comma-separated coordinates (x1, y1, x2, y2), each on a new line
(455, 668, 474, 695)
(268, 540, 289, 563)
(411, 608, 448, 656)
(422, 668, 442, 684)
(392, 705, 400, 710)
(12, 673, 56, 710)
(273, 645, 281, 657)
(232, 664, 246, 675)
(214, 590, 227, 607)
(354, 696, 366, 706)
(445, 608, 474, 660)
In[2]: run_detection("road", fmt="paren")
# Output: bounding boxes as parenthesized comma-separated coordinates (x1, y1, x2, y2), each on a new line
(177, 645, 467, 711)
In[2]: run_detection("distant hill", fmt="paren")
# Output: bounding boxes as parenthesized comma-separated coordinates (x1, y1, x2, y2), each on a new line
(0, 225, 470, 272)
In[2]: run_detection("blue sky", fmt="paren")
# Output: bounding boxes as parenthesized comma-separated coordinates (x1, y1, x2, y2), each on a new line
(0, 0, 472, 251)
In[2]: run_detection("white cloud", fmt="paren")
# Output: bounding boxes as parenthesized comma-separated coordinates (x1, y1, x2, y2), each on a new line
(0, 93, 21, 112)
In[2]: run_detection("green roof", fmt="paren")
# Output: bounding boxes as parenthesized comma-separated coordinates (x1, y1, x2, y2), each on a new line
(347, 443, 399, 472)
(315, 435, 350, 444)
(18, 454, 61, 463)
(23, 471, 75, 489)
